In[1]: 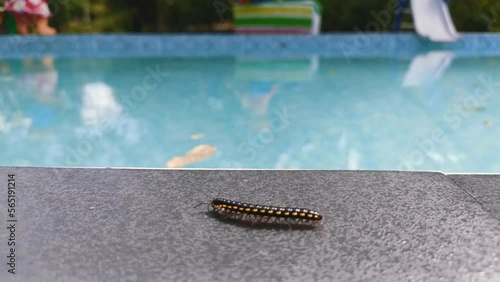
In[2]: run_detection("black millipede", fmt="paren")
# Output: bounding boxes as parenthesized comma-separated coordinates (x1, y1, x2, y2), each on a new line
(195, 198, 323, 227)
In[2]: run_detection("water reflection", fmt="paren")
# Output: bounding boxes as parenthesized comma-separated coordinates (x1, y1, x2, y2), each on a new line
(402, 51, 455, 88)
(0, 55, 499, 172)
(1, 57, 60, 133)
(0, 57, 62, 165)
(81, 82, 122, 126)
(236, 57, 318, 132)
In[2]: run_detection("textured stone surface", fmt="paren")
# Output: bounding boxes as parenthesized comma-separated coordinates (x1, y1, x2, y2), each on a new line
(0, 167, 500, 282)
(449, 174, 500, 221)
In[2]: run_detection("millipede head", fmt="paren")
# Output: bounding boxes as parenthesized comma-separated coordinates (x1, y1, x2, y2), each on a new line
(193, 202, 213, 212)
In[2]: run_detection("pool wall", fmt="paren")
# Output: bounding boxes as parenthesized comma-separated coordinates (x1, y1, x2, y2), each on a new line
(1, 33, 500, 59)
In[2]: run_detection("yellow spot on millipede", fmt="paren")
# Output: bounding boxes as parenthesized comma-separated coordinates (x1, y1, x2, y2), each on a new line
(284, 212, 290, 216)
(252, 208, 258, 212)
(228, 206, 232, 209)
(314, 215, 319, 219)
(276, 211, 282, 215)
(307, 214, 313, 218)
(245, 208, 251, 212)
(292, 212, 298, 216)
(260, 210, 266, 213)
(299, 213, 306, 217)
(239, 207, 244, 211)
(267, 210, 274, 214)
(233, 206, 238, 210)
(222, 205, 227, 208)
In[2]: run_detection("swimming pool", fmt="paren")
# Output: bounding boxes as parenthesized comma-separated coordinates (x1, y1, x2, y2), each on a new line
(1, 34, 499, 172)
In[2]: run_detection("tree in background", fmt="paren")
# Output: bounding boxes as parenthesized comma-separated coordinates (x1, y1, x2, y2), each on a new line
(449, 0, 499, 32)
(319, 0, 500, 32)
(319, 0, 388, 32)
(47, 0, 134, 32)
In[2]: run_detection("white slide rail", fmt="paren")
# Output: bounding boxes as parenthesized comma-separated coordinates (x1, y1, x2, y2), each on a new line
(411, 0, 460, 42)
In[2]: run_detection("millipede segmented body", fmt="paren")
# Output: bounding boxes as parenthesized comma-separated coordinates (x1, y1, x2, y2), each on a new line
(209, 198, 323, 226)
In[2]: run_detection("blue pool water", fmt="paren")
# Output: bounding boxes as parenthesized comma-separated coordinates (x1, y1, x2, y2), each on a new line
(1, 37, 500, 172)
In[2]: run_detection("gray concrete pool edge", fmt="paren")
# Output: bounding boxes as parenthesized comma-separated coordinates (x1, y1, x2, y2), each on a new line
(0, 167, 499, 282)
(448, 173, 500, 221)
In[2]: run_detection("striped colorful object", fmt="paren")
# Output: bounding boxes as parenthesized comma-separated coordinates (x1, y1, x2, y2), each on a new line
(234, 1, 322, 35)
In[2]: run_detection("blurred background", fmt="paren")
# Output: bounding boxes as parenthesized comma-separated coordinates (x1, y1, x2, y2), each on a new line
(1, 0, 499, 172)
(0, 0, 499, 34)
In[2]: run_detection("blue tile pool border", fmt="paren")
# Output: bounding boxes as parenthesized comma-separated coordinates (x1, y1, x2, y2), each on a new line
(1, 33, 499, 59)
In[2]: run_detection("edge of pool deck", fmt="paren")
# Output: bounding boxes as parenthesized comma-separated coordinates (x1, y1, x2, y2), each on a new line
(0, 167, 499, 282)
(1, 33, 500, 59)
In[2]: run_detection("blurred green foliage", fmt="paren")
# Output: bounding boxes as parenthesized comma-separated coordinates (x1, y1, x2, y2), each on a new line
(12, 0, 498, 33)
(449, 0, 500, 32)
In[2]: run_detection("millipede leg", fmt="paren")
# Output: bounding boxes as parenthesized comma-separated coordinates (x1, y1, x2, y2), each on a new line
(219, 210, 232, 220)
(256, 216, 264, 224)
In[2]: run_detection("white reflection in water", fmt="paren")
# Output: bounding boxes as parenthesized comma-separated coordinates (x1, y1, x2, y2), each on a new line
(0, 111, 32, 133)
(81, 82, 122, 126)
(403, 51, 455, 87)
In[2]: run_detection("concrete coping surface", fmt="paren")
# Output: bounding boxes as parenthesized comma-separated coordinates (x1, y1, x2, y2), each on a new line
(0, 167, 499, 281)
